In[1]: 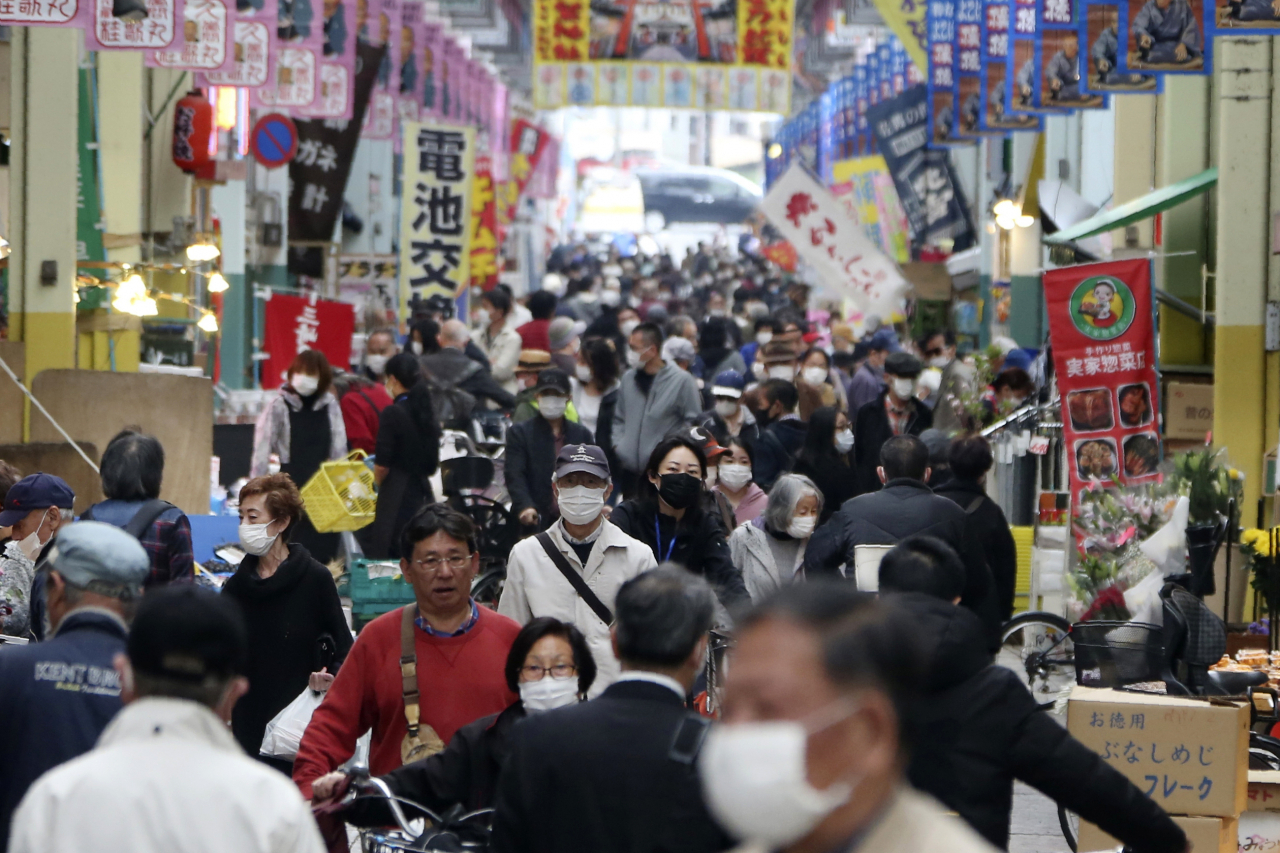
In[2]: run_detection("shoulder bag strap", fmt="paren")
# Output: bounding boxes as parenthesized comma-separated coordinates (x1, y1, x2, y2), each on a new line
(964, 495, 985, 515)
(355, 388, 386, 413)
(535, 532, 614, 627)
(79, 505, 95, 521)
(399, 605, 422, 739)
(124, 499, 173, 540)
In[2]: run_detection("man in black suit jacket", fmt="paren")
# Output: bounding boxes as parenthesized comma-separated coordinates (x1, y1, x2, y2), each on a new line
(490, 567, 731, 853)
(804, 434, 1001, 642)
(505, 368, 594, 532)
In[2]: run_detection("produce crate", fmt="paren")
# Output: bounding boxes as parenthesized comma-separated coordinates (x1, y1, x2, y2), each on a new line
(300, 451, 377, 533)
(348, 558, 415, 629)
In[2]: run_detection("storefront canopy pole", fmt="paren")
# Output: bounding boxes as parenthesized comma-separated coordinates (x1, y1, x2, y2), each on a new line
(1043, 168, 1218, 245)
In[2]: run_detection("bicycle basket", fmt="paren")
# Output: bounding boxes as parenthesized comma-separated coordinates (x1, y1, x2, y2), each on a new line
(441, 456, 495, 494)
(1072, 621, 1164, 688)
(300, 450, 377, 532)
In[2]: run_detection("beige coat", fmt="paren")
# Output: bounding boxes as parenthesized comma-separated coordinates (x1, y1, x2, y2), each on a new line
(728, 787, 998, 853)
(498, 519, 657, 696)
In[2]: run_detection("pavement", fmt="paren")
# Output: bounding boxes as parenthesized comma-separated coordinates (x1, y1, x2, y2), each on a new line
(1009, 782, 1073, 853)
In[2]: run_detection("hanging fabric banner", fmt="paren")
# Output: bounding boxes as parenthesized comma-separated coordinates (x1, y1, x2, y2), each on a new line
(397, 120, 477, 320)
(1038, 0, 1108, 107)
(1044, 258, 1161, 496)
(469, 154, 499, 292)
(956, 0, 1005, 135)
(831, 155, 911, 263)
(253, 0, 325, 109)
(1210, 0, 1280, 32)
(358, 0, 398, 138)
(1123, 0, 1208, 73)
(197, 0, 277, 88)
(297, 0, 356, 119)
(530, 0, 794, 113)
(87, 0, 177, 50)
(147, 0, 236, 73)
(1082, 0, 1160, 92)
(981, 0, 1043, 129)
(854, 63, 871, 155)
(869, 0, 929, 73)
(262, 293, 356, 388)
(927, 0, 963, 146)
(0, 0, 88, 26)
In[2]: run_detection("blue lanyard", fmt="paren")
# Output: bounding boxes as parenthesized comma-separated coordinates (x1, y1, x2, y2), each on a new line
(654, 515, 677, 563)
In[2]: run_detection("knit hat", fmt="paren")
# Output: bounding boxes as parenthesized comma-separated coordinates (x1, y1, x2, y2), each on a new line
(662, 336, 696, 364)
(548, 316, 577, 351)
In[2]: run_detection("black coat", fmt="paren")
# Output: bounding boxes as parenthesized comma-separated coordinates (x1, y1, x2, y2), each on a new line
(595, 388, 623, 489)
(792, 452, 856, 525)
(935, 478, 1019, 622)
(895, 593, 1187, 853)
(505, 417, 595, 530)
(695, 409, 761, 451)
(804, 478, 1001, 641)
(346, 702, 524, 826)
(221, 544, 353, 757)
(752, 417, 807, 490)
(610, 499, 749, 608)
(490, 680, 732, 853)
(851, 390, 932, 496)
(422, 348, 517, 411)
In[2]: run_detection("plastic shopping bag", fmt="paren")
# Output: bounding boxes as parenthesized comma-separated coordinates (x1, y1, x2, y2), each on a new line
(1122, 568, 1166, 627)
(260, 688, 325, 760)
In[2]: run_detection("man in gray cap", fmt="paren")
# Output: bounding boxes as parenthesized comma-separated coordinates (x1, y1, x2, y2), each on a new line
(0, 521, 149, 847)
(850, 351, 934, 496)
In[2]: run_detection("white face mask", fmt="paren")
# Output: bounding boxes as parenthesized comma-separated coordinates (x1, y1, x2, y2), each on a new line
(834, 429, 854, 454)
(620, 319, 640, 338)
(557, 484, 606, 525)
(627, 347, 646, 369)
(519, 675, 580, 712)
(474, 308, 491, 328)
(710, 308, 727, 317)
(575, 364, 593, 383)
(928, 355, 950, 369)
(768, 365, 795, 381)
(16, 509, 53, 562)
(364, 354, 388, 376)
(891, 377, 916, 399)
(717, 462, 753, 491)
(787, 515, 817, 539)
(539, 395, 568, 420)
(1009, 395, 1027, 407)
(239, 520, 280, 556)
(756, 331, 773, 346)
(291, 374, 320, 396)
(700, 718, 855, 848)
(801, 366, 827, 386)
(410, 340, 424, 355)
(714, 399, 739, 419)
(751, 361, 767, 380)
(601, 289, 621, 307)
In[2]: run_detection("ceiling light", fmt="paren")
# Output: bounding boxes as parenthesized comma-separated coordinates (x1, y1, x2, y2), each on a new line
(207, 272, 229, 293)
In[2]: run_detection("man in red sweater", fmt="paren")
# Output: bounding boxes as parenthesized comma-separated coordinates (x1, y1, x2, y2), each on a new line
(294, 504, 521, 812)
(516, 290, 559, 352)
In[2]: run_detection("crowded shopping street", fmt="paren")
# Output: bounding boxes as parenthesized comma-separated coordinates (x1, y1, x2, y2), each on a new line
(1, 0, 1280, 849)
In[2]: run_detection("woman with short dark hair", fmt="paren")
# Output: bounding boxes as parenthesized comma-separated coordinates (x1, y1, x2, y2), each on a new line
(222, 473, 353, 770)
(311, 617, 596, 819)
(792, 406, 856, 524)
(368, 352, 441, 558)
(80, 430, 194, 587)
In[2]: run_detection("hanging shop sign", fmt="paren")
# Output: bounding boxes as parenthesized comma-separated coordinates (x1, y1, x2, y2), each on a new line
(831, 155, 911, 263)
(253, 0, 325, 109)
(1082, 0, 1161, 93)
(927, 0, 964, 146)
(197, 0, 277, 87)
(261, 292, 355, 388)
(980, 0, 1043, 130)
(250, 112, 298, 168)
(86, 0, 177, 50)
(469, 155, 499, 292)
(530, 0, 794, 113)
(760, 163, 910, 325)
(358, 0, 399, 139)
(956, 0, 1006, 136)
(172, 90, 215, 173)
(398, 120, 477, 321)
(0, 0, 88, 26)
(868, 84, 976, 249)
(148, 0, 235, 74)
(1044, 257, 1161, 496)
(1037, 0, 1108, 109)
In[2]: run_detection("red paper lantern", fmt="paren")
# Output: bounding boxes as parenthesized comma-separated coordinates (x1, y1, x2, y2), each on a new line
(172, 91, 214, 174)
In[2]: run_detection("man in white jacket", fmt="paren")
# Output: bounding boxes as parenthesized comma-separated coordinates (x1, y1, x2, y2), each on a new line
(9, 585, 325, 853)
(499, 444, 656, 696)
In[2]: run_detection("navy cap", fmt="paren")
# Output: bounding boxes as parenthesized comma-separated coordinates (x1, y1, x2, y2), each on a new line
(128, 585, 249, 682)
(884, 351, 923, 377)
(535, 368, 572, 395)
(555, 444, 611, 480)
(47, 521, 149, 595)
(711, 370, 746, 399)
(867, 327, 901, 353)
(1003, 348, 1033, 371)
(0, 473, 75, 527)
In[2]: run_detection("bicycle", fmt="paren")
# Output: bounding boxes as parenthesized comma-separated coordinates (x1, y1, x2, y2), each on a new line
(996, 610, 1075, 710)
(323, 768, 493, 853)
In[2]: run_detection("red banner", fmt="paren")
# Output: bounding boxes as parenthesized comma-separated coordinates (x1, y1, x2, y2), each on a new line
(470, 156, 500, 292)
(1044, 258, 1161, 497)
(500, 119, 550, 224)
(261, 293, 355, 389)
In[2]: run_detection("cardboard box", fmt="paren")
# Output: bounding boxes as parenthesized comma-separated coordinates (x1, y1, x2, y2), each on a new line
(1241, 811, 1280, 846)
(1066, 686, 1249, 818)
(1165, 382, 1214, 440)
(1249, 770, 1280, 812)
(1078, 814, 1237, 852)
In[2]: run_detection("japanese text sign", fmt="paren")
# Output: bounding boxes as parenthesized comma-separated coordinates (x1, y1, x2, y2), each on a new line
(88, 0, 176, 50)
(197, 0, 277, 87)
(261, 292, 355, 388)
(980, 0, 1043, 130)
(398, 120, 476, 320)
(1067, 686, 1248, 818)
(1036, 0, 1108, 110)
(469, 155, 499, 292)
(760, 163, 910, 324)
(147, 0, 235, 73)
(0, 0, 87, 26)
(1045, 258, 1161, 494)
(927, 0, 963, 145)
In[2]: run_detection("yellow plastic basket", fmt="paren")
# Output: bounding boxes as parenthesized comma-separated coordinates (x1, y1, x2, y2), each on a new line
(300, 450, 378, 532)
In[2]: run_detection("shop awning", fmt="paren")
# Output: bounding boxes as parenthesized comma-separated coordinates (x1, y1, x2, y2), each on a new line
(1042, 168, 1217, 245)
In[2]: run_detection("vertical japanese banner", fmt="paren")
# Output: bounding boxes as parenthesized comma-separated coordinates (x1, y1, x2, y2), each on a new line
(1007, 0, 1043, 112)
(1082, 0, 1160, 93)
(359, 0, 399, 138)
(1038, 0, 1108, 108)
(197, 0, 277, 88)
(853, 63, 870, 156)
(393, 3, 420, 124)
(759, 163, 910, 325)
(148, 0, 236, 73)
(927, 0, 961, 146)
(261, 293, 356, 388)
(1044, 258, 1162, 497)
(956, 0, 1005, 135)
(253, 0, 325, 109)
(891, 39, 908, 93)
(1125, 0, 1208, 73)
(469, 155, 499, 292)
(869, 0, 929, 72)
(87, 0, 176, 51)
(505, 119, 549, 222)
(398, 121, 477, 321)
(981, 0, 1044, 129)
(1209, 0, 1280, 34)
(293, 0, 357, 120)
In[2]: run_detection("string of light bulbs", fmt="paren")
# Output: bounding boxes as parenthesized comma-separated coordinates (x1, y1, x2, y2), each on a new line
(75, 261, 227, 333)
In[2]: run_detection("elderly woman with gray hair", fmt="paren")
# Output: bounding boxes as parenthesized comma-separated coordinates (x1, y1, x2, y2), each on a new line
(727, 473, 823, 602)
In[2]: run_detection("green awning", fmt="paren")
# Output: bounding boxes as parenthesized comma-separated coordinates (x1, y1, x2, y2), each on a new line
(1043, 167, 1217, 245)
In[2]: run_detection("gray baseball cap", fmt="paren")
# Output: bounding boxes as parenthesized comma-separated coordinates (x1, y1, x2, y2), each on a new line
(46, 521, 150, 595)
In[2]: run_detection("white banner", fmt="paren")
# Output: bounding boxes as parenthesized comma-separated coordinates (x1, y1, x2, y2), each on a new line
(760, 163, 910, 324)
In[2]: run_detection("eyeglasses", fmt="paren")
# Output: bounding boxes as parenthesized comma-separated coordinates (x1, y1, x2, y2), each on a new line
(520, 664, 577, 680)
(411, 554, 472, 572)
(924, 348, 944, 358)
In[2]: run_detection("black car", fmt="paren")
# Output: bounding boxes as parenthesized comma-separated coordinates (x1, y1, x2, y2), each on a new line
(636, 168, 762, 228)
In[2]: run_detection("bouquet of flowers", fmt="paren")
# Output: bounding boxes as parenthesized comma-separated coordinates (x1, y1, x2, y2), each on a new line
(1072, 477, 1183, 557)
(1169, 447, 1243, 527)
(1243, 527, 1280, 616)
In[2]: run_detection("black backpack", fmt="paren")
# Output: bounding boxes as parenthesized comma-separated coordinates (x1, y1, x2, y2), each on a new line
(80, 499, 173, 540)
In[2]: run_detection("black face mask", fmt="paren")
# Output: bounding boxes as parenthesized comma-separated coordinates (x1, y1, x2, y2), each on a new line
(657, 472, 702, 510)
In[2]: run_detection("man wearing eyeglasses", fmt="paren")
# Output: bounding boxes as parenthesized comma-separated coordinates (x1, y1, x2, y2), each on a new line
(920, 328, 973, 435)
(293, 503, 522, 844)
